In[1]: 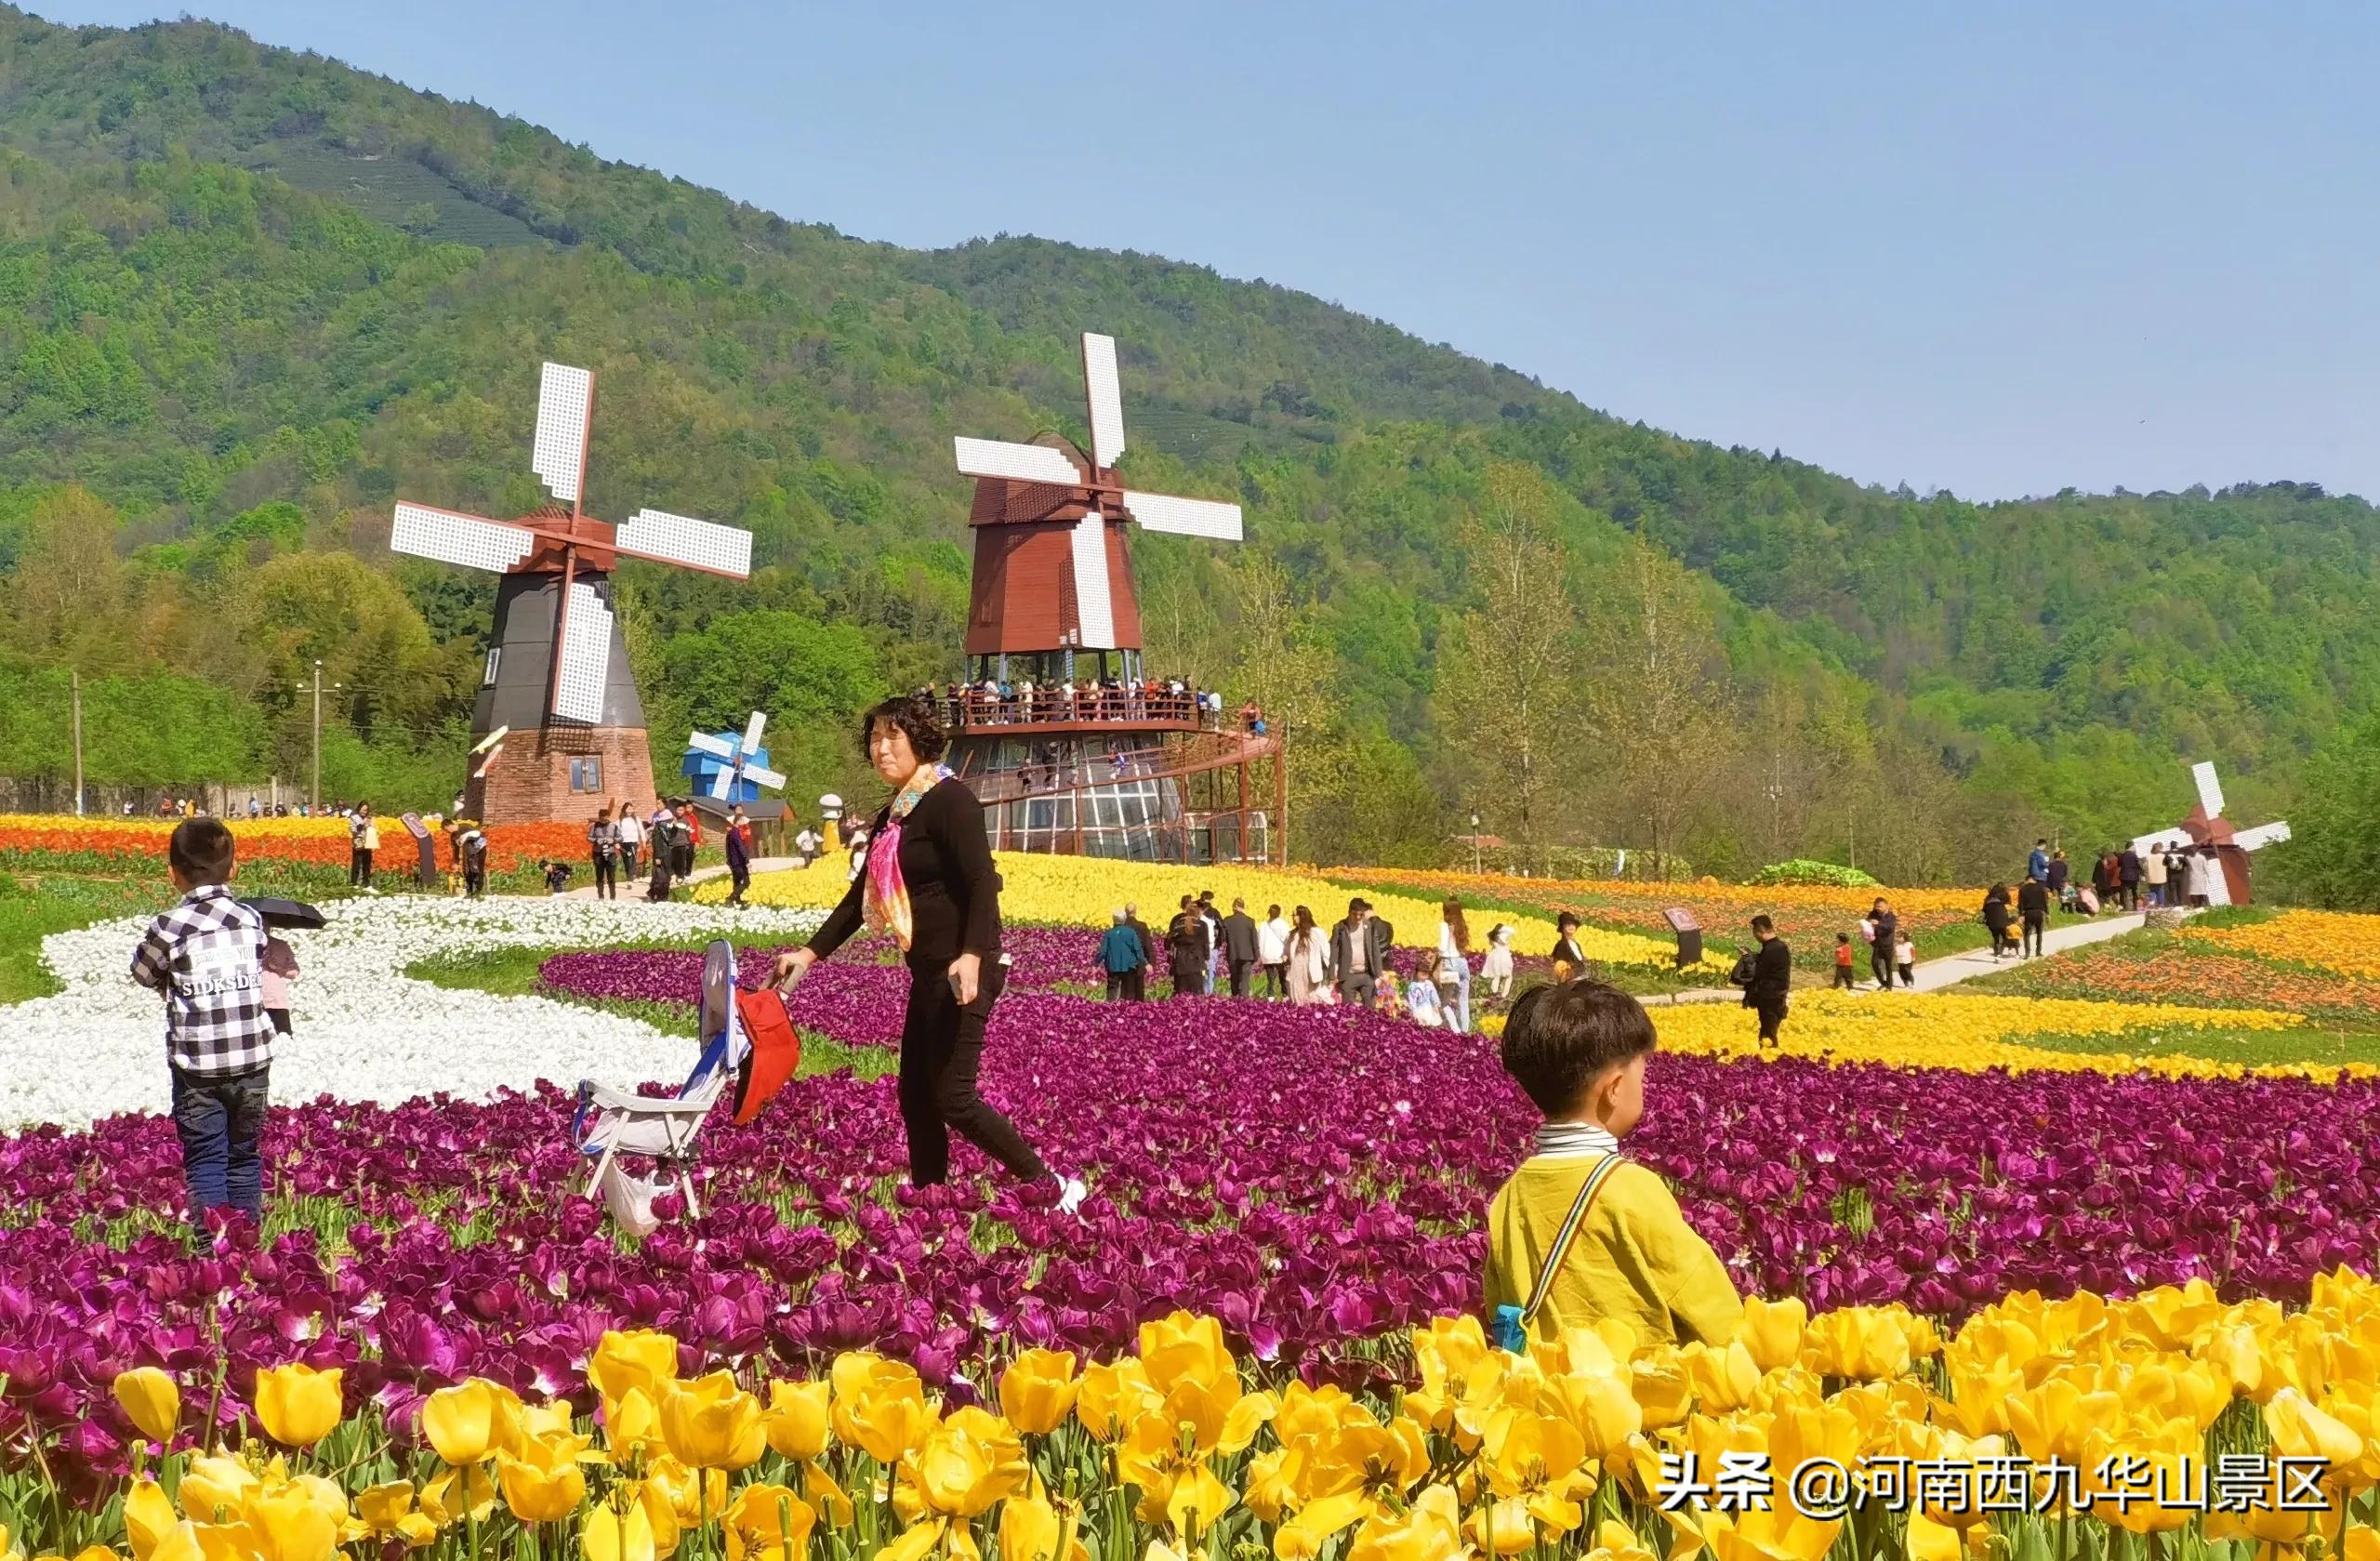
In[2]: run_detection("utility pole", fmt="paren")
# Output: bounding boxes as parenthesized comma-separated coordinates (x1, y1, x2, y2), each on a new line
(311, 660, 323, 811)
(1470, 811, 1482, 877)
(70, 669, 84, 817)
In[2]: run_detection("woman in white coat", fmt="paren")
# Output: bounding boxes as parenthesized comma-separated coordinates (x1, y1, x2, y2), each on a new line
(1435, 898, 1473, 1032)
(1478, 922, 1516, 1002)
(1286, 905, 1335, 1005)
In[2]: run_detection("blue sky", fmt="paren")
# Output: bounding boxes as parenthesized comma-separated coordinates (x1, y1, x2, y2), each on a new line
(37, 1, 2380, 502)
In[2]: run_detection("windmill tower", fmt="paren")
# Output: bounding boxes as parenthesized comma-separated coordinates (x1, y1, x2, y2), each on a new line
(945, 334, 1280, 863)
(954, 332, 1243, 662)
(390, 363, 755, 825)
(2127, 761, 2291, 906)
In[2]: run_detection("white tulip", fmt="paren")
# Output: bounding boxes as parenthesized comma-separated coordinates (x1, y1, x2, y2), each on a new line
(0, 897, 825, 1129)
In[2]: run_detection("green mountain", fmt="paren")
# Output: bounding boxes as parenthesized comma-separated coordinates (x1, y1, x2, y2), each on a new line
(0, 5, 2369, 888)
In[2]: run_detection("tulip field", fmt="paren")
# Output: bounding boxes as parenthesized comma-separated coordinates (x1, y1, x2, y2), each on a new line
(0, 814, 594, 890)
(3, 857, 2380, 1558)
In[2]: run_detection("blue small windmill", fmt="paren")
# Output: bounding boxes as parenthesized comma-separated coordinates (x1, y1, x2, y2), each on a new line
(682, 710, 787, 805)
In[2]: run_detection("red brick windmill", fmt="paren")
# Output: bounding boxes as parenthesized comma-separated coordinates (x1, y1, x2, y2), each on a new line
(390, 363, 755, 824)
(953, 333, 1242, 664)
(943, 334, 1279, 863)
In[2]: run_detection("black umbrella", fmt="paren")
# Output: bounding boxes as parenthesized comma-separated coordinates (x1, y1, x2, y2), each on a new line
(239, 896, 325, 931)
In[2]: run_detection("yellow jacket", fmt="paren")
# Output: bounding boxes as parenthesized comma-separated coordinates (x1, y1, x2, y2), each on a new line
(1482, 1154, 1743, 1349)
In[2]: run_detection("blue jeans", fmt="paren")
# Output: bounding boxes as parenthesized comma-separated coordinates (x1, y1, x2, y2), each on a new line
(172, 1065, 269, 1224)
(1445, 963, 1472, 1031)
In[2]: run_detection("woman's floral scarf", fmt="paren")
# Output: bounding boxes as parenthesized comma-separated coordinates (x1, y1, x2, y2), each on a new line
(862, 763, 955, 951)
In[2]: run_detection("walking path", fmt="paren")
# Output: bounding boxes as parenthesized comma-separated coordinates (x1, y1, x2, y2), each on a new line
(560, 857, 803, 901)
(1647, 910, 2160, 1006)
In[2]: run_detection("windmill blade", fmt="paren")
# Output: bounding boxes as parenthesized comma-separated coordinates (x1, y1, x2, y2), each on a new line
(470, 742, 505, 781)
(390, 503, 537, 573)
(687, 730, 740, 761)
(741, 709, 768, 755)
(742, 762, 787, 792)
(615, 509, 754, 579)
(709, 764, 736, 801)
(2230, 821, 2291, 851)
(469, 725, 511, 757)
(1082, 333, 1126, 470)
(955, 437, 1084, 487)
(551, 581, 614, 724)
(1123, 489, 1244, 542)
(2191, 761, 2226, 818)
(1069, 510, 1117, 650)
(532, 363, 594, 509)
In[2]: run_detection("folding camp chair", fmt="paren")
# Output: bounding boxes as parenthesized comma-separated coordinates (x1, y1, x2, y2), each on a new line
(572, 940, 747, 1235)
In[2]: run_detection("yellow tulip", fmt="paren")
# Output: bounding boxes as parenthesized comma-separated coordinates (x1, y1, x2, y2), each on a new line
(910, 1405, 1029, 1518)
(124, 1478, 177, 1561)
(721, 1484, 815, 1561)
(422, 1380, 526, 1466)
(1348, 1484, 1465, 1561)
(419, 1463, 497, 1528)
(762, 1379, 830, 1462)
(496, 1432, 593, 1523)
(1680, 1342, 1761, 1413)
(590, 1329, 683, 1409)
(607, 1386, 664, 1461)
(352, 1483, 416, 1536)
(829, 1353, 937, 1463)
(1138, 1312, 1236, 1398)
(113, 1368, 180, 1446)
(583, 1502, 659, 1561)
(646, 1454, 729, 1528)
(1277, 1491, 1373, 1560)
(2266, 1386, 2364, 1468)
(1738, 1297, 1807, 1375)
(176, 1455, 261, 1523)
(251, 1363, 344, 1448)
(247, 1479, 339, 1561)
(998, 1349, 1080, 1435)
(999, 1493, 1087, 1561)
(1076, 1357, 1161, 1442)
(661, 1370, 767, 1470)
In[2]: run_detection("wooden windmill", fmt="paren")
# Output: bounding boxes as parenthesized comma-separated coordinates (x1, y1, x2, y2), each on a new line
(390, 363, 755, 825)
(954, 333, 1243, 662)
(2127, 761, 2290, 906)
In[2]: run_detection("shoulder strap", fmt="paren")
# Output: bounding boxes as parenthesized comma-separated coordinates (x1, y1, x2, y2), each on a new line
(1521, 1152, 1627, 1328)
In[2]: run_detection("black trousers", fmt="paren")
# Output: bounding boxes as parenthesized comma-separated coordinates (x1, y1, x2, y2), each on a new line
(1263, 962, 1287, 998)
(1753, 999, 1787, 1044)
(1228, 959, 1255, 997)
(1105, 969, 1145, 1001)
(592, 853, 617, 898)
(2022, 914, 2045, 956)
(728, 861, 751, 903)
(349, 847, 373, 887)
(1870, 948, 1894, 989)
(898, 962, 1045, 1187)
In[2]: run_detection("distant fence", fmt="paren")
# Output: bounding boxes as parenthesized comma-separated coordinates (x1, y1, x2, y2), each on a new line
(1448, 843, 1696, 882)
(0, 777, 309, 817)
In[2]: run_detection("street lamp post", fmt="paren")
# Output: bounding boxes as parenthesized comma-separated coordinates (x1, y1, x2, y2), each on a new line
(1470, 812, 1482, 877)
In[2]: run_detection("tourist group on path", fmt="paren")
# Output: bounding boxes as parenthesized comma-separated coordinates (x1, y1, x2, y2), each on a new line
(1091, 891, 1527, 1034)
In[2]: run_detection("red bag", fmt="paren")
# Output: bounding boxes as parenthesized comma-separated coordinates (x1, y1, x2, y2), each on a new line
(730, 989, 802, 1124)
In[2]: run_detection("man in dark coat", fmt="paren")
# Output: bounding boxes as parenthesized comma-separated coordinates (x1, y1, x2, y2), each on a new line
(1165, 894, 1210, 999)
(1221, 898, 1262, 997)
(1125, 903, 1158, 973)
(1742, 915, 1792, 1048)
(1330, 898, 1392, 1008)
(2118, 845, 2143, 911)
(2016, 876, 2050, 958)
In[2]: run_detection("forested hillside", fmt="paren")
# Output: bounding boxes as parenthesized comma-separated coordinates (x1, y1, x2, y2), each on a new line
(0, 6, 2369, 887)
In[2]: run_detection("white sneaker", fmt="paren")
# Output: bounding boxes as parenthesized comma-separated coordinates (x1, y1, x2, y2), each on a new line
(1056, 1175, 1088, 1216)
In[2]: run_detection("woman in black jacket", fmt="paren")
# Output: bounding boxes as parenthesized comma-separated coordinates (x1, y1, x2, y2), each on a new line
(772, 696, 1083, 1210)
(1981, 883, 2013, 959)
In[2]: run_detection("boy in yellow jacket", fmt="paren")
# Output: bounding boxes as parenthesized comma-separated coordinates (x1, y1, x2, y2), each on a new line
(1483, 978, 1742, 1348)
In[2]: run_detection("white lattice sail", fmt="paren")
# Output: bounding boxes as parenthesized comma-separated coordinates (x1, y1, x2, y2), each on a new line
(615, 509, 753, 578)
(1070, 511, 1117, 649)
(1082, 334, 1126, 470)
(955, 438, 1083, 487)
(552, 582, 614, 724)
(1124, 489, 1243, 541)
(390, 504, 537, 574)
(533, 364, 594, 508)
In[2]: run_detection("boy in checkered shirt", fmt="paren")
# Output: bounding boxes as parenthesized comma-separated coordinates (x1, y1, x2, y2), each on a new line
(130, 818, 273, 1229)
